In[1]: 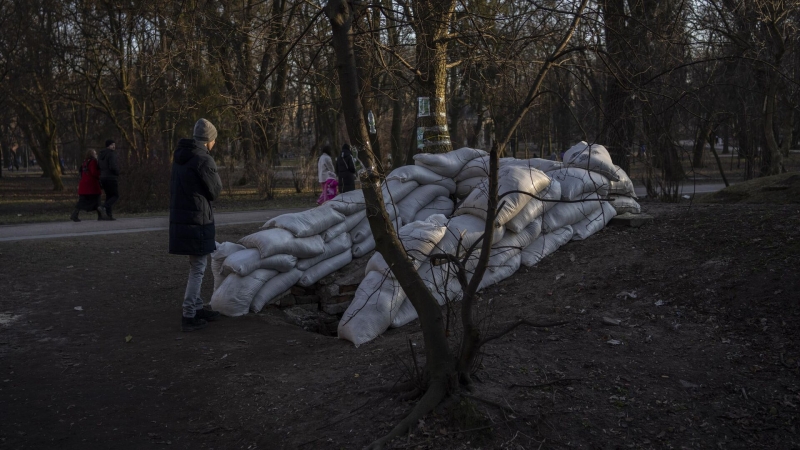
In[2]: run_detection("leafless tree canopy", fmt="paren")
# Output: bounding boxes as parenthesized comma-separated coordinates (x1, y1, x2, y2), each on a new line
(1, 0, 797, 194)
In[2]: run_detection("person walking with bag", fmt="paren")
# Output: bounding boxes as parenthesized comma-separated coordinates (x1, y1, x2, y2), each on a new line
(98, 139, 120, 220)
(70, 150, 107, 221)
(336, 143, 357, 193)
(169, 118, 223, 332)
(317, 145, 338, 204)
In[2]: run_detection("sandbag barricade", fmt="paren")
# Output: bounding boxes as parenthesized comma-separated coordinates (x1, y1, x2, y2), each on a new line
(209, 145, 637, 347)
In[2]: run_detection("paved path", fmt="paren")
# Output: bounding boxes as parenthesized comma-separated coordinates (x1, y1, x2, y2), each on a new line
(0, 208, 306, 242)
(633, 182, 728, 198)
(0, 182, 732, 242)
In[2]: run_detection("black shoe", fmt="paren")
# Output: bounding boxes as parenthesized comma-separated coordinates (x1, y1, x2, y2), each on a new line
(70, 211, 80, 222)
(107, 216, 117, 221)
(195, 308, 220, 322)
(98, 206, 110, 220)
(181, 316, 207, 332)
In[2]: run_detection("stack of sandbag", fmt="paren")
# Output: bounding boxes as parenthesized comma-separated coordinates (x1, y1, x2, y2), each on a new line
(208, 177, 420, 316)
(339, 144, 628, 346)
(608, 165, 641, 214)
(338, 215, 449, 347)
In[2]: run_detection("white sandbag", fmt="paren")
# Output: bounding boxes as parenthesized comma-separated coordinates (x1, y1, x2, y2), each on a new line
(250, 268, 304, 313)
(504, 180, 561, 233)
(455, 176, 486, 198)
(610, 195, 641, 214)
(239, 228, 326, 259)
(456, 156, 490, 181)
(398, 217, 449, 263)
(491, 217, 542, 260)
(222, 248, 261, 276)
(563, 141, 620, 181)
(262, 207, 345, 238)
(350, 216, 372, 244)
(478, 253, 521, 290)
(395, 184, 451, 224)
(455, 165, 551, 226)
(505, 158, 563, 173)
(353, 235, 376, 258)
(414, 196, 454, 222)
(296, 232, 353, 270)
(259, 254, 298, 272)
(338, 271, 407, 347)
(344, 209, 367, 231)
(211, 242, 245, 292)
(541, 193, 602, 233)
(520, 226, 574, 267)
(609, 165, 637, 198)
(486, 247, 521, 273)
(326, 190, 366, 215)
(572, 201, 616, 241)
(210, 269, 277, 317)
(382, 179, 419, 205)
(321, 220, 349, 242)
(297, 250, 353, 287)
(385, 165, 457, 194)
(413, 147, 487, 178)
(365, 251, 391, 276)
(417, 261, 464, 306)
(390, 298, 418, 328)
(549, 167, 610, 200)
(220, 248, 294, 278)
(437, 214, 505, 257)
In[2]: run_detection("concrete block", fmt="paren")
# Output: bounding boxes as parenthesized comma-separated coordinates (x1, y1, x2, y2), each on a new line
(294, 303, 319, 312)
(321, 301, 352, 315)
(279, 294, 296, 307)
(295, 295, 318, 305)
(609, 213, 654, 228)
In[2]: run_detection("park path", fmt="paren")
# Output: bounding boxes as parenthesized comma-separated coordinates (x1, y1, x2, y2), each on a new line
(0, 208, 306, 242)
(0, 182, 730, 242)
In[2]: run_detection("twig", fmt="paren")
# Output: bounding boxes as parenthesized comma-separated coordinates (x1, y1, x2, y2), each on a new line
(510, 378, 582, 389)
(464, 394, 516, 415)
(480, 319, 569, 346)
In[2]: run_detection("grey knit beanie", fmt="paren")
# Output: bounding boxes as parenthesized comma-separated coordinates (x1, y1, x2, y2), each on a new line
(193, 118, 218, 143)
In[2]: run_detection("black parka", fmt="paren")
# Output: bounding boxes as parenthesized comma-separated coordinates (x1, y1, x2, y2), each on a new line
(336, 147, 357, 193)
(169, 139, 223, 255)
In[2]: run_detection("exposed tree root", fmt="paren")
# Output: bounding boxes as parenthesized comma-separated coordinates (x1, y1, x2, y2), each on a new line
(364, 376, 449, 450)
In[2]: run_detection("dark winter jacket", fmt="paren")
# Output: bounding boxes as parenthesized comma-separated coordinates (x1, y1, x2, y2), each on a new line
(98, 148, 120, 180)
(78, 158, 102, 195)
(336, 147, 357, 192)
(169, 139, 223, 256)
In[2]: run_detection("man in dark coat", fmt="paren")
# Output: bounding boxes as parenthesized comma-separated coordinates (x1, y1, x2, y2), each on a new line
(170, 118, 223, 332)
(98, 139, 120, 220)
(336, 143, 357, 193)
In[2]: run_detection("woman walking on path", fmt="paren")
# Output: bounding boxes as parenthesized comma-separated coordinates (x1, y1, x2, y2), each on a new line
(317, 145, 338, 204)
(336, 143, 357, 193)
(70, 150, 108, 222)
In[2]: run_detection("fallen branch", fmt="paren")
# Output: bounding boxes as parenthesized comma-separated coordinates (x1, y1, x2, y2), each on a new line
(480, 319, 569, 347)
(509, 378, 582, 389)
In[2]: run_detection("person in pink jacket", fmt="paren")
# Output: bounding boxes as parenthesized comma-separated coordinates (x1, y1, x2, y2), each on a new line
(317, 145, 338, 204)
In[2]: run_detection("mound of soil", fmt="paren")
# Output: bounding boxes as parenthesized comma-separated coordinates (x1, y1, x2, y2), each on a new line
(1, 203, 798, 449)
(698, 172, 800, 204)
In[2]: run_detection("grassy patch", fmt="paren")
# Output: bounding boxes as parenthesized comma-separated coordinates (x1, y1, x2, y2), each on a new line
(0, 172, 320, 224)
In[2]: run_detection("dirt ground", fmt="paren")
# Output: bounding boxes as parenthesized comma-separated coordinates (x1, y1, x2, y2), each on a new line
(1, 201, 799, 449)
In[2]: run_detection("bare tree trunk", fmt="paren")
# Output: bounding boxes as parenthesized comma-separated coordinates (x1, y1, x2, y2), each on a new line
(325, 3, 455, 447)
(412, 0, 456, 154)
(692, 117, 713, 169)
(761, 78, 784, 176)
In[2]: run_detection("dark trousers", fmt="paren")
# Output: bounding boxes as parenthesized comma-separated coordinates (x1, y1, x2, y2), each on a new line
(100, 178, 119, 217)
